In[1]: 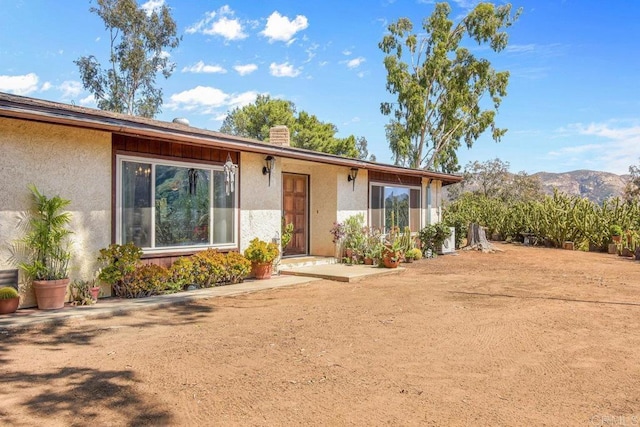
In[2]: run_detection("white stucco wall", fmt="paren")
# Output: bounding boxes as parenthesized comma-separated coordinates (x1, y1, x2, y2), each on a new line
(423, 178, 443, 225)
(239, 152, 282, 252)
(336, 168, 368, 224)
(0, 118, 112, 307)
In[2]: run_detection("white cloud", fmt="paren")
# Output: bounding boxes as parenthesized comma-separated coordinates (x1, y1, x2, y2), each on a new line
(140, 0, 164, 16)
(228, 91, 260, 109)
(549, 121, 640, 174)
(166, 86, 262, 118)
(0, 73, 39, 95)
(506, 44, 536, 53)
(182, 61, 227, 74)
(342, 49, 352, 56)
(186, 6, 247, 41)
(261, 11, 308, 43)
(304, 43, 319, 63)
(59, 80, 83, 98)
(168, 86, 229, 111)
(79, 95, 96, 106)
(41, 82, 52, 91)
(269, 62, 301, 78)
(346, 57, 365, 69)
(234, 63, 258, 76)
(186, 11, 216, 34)
(209, 16, 247, 40)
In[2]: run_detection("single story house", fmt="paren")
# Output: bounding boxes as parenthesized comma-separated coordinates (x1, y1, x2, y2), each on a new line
(0, 92, 462, 307)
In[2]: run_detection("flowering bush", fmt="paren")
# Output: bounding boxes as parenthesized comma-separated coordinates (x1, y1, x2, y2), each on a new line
(330, 222, 346, 244)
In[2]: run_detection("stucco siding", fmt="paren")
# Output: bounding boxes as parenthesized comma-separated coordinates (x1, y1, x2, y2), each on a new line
(239, 152, 281, 252)
(0, 118, 112, 307)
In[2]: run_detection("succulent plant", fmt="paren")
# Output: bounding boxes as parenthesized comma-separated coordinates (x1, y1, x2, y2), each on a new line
(0, 286, 19, 300)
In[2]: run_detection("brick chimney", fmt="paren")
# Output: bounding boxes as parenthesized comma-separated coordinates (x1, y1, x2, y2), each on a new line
(269, 125, 290, 146)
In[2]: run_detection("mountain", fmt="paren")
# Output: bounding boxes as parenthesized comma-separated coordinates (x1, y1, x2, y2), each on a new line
(533, 170, 629, 204)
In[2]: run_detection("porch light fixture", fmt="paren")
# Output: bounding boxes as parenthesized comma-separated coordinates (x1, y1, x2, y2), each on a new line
(262, 155, 276, 186)
(347, 167, 359, 191)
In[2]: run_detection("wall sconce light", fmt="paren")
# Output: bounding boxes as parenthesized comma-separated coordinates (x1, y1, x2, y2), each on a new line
(347, 167, 359, 191)
(262, 155, 276, 186)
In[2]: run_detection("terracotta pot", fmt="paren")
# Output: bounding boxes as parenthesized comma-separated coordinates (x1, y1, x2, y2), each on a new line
(383, 256, 400, 269)
(33, 278, 69, 310)
(252, 262, 273, 280)
(90, 287, 101, 302)
(364, 257, 373, 265)
(0, 297, 19, 315)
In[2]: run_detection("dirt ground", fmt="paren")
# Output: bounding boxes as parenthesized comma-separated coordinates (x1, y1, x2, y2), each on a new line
(2, 243, 640, 426)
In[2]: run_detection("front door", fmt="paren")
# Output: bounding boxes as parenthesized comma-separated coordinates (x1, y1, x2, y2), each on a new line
(282, 173, 308, 256)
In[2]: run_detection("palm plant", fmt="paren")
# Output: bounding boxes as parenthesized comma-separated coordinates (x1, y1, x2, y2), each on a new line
(10, 185, 72, 280)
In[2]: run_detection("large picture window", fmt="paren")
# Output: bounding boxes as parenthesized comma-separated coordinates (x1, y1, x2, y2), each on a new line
(370, 184, 421, 233)
(117, 156, 237, 251)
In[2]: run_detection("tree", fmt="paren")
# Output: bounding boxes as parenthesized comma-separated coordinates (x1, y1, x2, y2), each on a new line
(624, 160, 640, 202)
(75, 0, 180, 118)
(379, 2, 521, 172)
(447, 158, 543, 202)
(220, 95, 297, 140)
(220, 95, 375, 160)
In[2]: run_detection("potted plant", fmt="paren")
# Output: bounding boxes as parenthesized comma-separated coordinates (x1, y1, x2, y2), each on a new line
(0, 287, 20, 315)
(405, 248, 422, 263)
(244, 238, 279, 279)
(11, 185, 73, 310)
(382, 240, 403, 268)
(70, 279, 100, 305)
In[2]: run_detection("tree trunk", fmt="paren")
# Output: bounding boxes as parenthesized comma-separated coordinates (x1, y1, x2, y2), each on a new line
(463, 223, 500, 253)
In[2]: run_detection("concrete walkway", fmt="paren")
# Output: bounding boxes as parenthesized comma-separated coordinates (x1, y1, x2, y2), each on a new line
(0, 264, 403, 330)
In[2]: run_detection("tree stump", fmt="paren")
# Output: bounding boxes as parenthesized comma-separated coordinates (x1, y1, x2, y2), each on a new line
(463, 223, 501, 253)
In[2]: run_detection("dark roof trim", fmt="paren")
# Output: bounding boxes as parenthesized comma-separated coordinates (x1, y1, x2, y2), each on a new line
(0, 92, 463, 185)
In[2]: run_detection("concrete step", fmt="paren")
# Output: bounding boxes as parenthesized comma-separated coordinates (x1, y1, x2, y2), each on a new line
(278, 256, 337, 271)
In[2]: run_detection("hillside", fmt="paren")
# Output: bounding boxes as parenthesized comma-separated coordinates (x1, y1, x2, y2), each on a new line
(534, 170, 629, 204)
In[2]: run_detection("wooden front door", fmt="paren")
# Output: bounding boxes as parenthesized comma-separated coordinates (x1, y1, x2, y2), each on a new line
(282, 173, 308, 256)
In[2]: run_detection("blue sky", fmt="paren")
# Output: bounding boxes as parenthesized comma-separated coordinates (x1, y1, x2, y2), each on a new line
(1, 0, 639, 175)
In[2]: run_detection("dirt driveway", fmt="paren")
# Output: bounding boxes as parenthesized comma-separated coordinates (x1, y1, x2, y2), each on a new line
(2, 243, 640, 426)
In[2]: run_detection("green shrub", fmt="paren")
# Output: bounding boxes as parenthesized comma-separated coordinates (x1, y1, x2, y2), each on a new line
(0, 286, 19, 299)
(192, 249, 226, 288)
(418, 223, 452, 256)
(97, 243, 142, 288)
(117, 264, 168, 298)
(244, 238, 279, 264)
(224, 252, 251, 285)
(406, 248, 422, 260)
(169, 257, 195, 291)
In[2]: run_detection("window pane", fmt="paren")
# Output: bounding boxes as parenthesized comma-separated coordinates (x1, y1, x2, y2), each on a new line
(155, 165, 210, 247)
(213, 171, 235, 244)
(122, 161, 152, 247)
(370, 185, 384, 231)
(410, 188, 421, 232)
(385, 187, 409, 231)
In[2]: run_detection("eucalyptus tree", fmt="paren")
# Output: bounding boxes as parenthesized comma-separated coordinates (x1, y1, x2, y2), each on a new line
(379, 2, 521, 172)
(75, 0, 180, 118)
